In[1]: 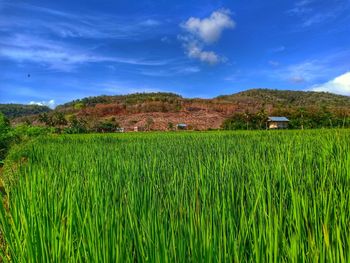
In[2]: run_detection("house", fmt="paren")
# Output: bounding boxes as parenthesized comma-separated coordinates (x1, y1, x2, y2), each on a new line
(176, 123, 187, 130)
(267, 117, 289, 129)
(116, 127, 125, 133)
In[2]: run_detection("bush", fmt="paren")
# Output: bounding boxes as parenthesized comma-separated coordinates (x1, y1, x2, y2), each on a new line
(0, 116, 55, 162)
(64, 116, 88, 134)
(222, 111, 267, 130)
(0, 113, 15, 161)
(93, 120, 119, 133)
(13, 125, 55, 138)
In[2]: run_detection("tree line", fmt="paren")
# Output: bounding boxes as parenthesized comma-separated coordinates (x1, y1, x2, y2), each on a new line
(0, 104, 51, 119)
(38, 112, 121, 133)
(222, 106, 350, 130)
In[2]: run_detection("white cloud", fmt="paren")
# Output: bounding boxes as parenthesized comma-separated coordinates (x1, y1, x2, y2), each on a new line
(181, 9, 235, 44)
(311, 72, 350, 95)
(179, 9, 234, 65)
(185, 42, 223, 65)
(29, 99, 55, 108)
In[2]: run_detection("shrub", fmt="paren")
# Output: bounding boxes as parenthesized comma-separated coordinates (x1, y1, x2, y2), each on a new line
(93, 120, 119, 133)
(64, 116, 88, 134)
(0, 113, 15, 161)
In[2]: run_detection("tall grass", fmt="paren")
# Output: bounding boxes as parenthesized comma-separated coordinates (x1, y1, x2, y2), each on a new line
(0, 130, 349, 262)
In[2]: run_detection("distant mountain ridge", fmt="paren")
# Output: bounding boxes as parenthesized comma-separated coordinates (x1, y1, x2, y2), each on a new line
(216, 89, 350, 107)
(0, 104, 52, 119)
(8, 89, 350, 130)
(57, 89, 350, 110)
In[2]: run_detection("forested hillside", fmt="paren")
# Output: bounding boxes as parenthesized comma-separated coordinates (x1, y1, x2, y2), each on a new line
(0, 104, 51, 119)
(10, 89, 350, 131)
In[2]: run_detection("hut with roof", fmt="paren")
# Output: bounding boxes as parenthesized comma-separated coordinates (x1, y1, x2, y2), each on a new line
(176, 123, 187, 130)
(267, 116, 289, 129)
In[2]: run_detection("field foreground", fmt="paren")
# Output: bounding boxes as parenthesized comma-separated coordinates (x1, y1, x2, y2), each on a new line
(1, 130, 350, 262)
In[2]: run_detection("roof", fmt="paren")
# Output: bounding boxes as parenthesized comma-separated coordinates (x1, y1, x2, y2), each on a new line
(268, 116, 289, 122)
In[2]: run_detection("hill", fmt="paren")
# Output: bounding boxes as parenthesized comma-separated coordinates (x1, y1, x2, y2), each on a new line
(216, 89, 350, 107)
(12, 89, 350, 131)
(56, 92, 183, 109)
(0, 104, 52, 119)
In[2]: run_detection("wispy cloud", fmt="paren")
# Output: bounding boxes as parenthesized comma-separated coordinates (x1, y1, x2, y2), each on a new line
(269, 46, 285, 53)
(287, 0, 349, 28)
(261, 50, 350, 85)
(285, 61, 325, 83)
(0, 2, 172, 71)
(0, 3, 164, 40)
(139, 65, 200, 77)
(179, 9, 235, 65)
(0, 34, 170, 71)
(302, 13, 337, 27)
(9, 2, 77, 18)
(140, 19, 161, 27)
(287, 0, 313, 15)
(268, 60, 280, 67)
(224, 70, 244, 82)
(161, 36, 171, 43)
(310, 72, 350, 95)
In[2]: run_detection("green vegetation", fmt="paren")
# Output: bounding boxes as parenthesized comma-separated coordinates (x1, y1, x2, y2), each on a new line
(221, 89, 350, 130)
(0, 104, 51, 119)
(0, 113, 55, 163)
(222, 111, 268, 130)
(1, 130, 349, 262)
(0, 113, 13, 162)
(57, 92, 182, 109)
(93, 119, 120, 133)
(38, 114, 122, 134)
(9, 90, 350, 133)
(216, 88, 350, 107)
(223, 106, 350, 130)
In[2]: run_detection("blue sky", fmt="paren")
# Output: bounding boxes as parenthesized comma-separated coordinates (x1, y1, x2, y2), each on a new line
(1, 0, 350, 107)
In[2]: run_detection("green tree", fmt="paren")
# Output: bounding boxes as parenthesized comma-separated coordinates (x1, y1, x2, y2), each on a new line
(38, 113, 51, 126)
(0, 113, 14, 161)
(52, 112, 67, 126)
(94, 120, 119, 133)
(65, 115, 88, 134)
(222, 113, 247, 130)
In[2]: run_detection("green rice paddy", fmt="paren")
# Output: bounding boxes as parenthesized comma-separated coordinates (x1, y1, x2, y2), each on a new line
(0, 130, 349, 262)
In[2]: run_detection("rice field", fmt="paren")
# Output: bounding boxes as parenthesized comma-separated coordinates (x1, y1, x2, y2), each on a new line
(0, 130, 350, 262)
